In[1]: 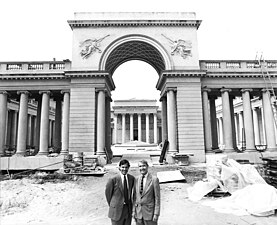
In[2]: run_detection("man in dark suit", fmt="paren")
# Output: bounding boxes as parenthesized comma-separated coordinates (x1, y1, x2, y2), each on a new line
(133, 160, 161, 225)
(105, 159, 135, 225)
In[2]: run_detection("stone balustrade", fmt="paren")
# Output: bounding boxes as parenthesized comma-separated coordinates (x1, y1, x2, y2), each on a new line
(199, 60, 277, 71)
(0, 60, 71, 74)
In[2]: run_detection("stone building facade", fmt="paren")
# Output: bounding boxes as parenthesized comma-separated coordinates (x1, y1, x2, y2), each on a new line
(111, 99, 162, 145)
(0, 12, 277, 169)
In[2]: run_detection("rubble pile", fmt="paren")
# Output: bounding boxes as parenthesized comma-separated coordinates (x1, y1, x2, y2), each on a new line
(62, 154, 106, 175)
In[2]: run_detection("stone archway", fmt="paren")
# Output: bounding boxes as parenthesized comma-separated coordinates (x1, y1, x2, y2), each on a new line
(100, 35, 172, 74)
(99, 36, 171, 158)
(67, 12, 205, 163)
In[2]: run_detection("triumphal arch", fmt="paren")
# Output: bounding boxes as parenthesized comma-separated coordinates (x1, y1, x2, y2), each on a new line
(67, 12, 205, 162)
(1, 12, 277, 169)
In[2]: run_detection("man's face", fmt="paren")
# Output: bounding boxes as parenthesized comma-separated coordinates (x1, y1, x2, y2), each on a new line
(119, 163, 129, 175)
(138, 162, 148, 175)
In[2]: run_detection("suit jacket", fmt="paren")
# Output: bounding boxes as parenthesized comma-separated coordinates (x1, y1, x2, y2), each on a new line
(105, 173, 135, 221)
(133, 174, 160, 221)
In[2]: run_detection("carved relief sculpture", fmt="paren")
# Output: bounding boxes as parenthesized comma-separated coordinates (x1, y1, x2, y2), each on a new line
(79, 35, 110, 59)
(162, 34, 192, 59)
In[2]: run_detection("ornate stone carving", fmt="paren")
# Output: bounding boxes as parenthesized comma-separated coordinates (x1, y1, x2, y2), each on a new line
(162, 34, 192, 59)
(79, 35, 110, 59)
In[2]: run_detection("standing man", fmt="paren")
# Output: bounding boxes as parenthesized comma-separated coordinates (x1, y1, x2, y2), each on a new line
(133, 160, 161, 225)
(105, 159, 135, 225)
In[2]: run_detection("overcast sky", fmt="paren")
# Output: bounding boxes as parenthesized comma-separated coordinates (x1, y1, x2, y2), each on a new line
(0, 0, 276, 101)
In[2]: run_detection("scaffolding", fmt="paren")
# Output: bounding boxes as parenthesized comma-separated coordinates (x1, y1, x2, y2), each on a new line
(255, 52, 277, 127)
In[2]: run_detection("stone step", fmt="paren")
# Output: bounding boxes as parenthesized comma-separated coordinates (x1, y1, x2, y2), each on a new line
(121, 153, 152, 167)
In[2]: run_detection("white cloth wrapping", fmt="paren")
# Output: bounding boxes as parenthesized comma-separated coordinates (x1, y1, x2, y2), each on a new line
(187, 157, 277, 216)
(203, 184, 277, 216)
(187, 178, 220, 202)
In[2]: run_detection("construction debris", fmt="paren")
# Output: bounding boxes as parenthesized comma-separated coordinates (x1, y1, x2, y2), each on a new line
(157, 170, 186, 183)
(61, 154, 106, 176)
(262, 156, 277, 188)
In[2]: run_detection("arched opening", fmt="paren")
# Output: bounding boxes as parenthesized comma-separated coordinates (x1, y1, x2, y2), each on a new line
(99, 37, 169, 156)
(111, 60, 162, 150)
(112, 60, 160, 101)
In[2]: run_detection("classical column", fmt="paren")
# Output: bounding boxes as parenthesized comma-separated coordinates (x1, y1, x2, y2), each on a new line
(167, 89, 177, 153)
(16, 91, 29, 156)
(262, 89, 277, 151)
(11, 110, 18, 150)
(218, 117, 224, 145)
(0, 91, 8, 156)
(138, 114, 142, 142)
(96, 90, 106, 155)
(53, 96, 62, 152)
(38, 91, 50, 155)
(5, 110, 12, 150)
(161, 98, 168, 143)
(121, 113, 126, 144)
(61, 91, 70, 155)
(130, 113, 134, 141)
(229, 97, 237, 150)
(34, 96, 42, 152)
(154, 113, 158, 144)
(27, 114, 32, 148)
(234, 114, 239, 146)
(209, 96, 219, 150)
(260, 107, 266, 144)
(105, 96, 112, 160)
(238, 112, 244, 145)
(146, 113, 150, 143)
(31, 116, 36, 148)
(253, 107, 260, 145)
(48, 120, 53, 147)
(220, 88, 234, 151)
(241, 89, 255, 151)
(113, 114, 118, 144)
(202, 88, 212, 152)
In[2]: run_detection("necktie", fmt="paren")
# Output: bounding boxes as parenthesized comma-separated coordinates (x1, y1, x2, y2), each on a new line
(123, 175, 128, 204)
(140, 175, 145, 195)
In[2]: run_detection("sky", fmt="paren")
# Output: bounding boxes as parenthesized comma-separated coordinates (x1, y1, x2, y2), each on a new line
(0, 0, 276, 101)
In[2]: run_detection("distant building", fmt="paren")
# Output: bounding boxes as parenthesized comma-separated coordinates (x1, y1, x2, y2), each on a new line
(111, 99, 162, 145)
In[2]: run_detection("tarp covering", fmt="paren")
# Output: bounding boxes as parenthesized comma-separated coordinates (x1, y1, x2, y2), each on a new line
(187, 155, 277, 216)
(203, 184, 277, 216)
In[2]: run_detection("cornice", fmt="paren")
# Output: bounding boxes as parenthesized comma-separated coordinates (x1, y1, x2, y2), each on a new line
(65, 70, 115, 91)
(156, 70, 206, 90)
(204, 71, 277, 78)
(64, 70, 109, 78)
(0, 75, 66, 80)
(67, 20, 202, 29)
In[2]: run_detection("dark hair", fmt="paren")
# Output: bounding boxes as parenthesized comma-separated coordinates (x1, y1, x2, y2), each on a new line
(119, 159, 130, 167)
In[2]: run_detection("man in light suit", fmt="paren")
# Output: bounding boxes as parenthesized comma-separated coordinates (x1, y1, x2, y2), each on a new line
(133, 160, 161, 225)
(105, 159, 135, 225)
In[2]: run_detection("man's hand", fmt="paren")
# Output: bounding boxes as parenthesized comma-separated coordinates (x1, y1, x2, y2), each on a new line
(153, 215, 159, 222)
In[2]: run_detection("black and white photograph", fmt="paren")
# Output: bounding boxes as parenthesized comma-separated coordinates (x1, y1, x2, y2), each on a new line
(1, 0, 277, 224)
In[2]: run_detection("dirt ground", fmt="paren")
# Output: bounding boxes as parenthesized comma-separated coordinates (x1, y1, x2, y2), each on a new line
(1, 163, 277, 225)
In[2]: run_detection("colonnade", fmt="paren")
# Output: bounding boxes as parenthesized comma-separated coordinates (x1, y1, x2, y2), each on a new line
(112, 112, 158, 144)
(202, 88, 277, 152)
(0, 90, 70, 156)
